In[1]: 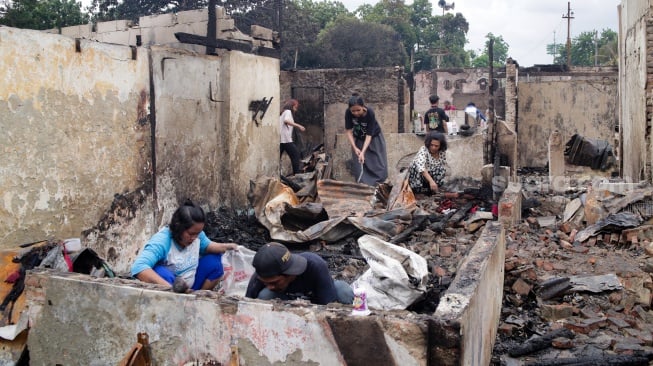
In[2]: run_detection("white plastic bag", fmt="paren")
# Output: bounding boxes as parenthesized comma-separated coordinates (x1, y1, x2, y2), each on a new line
(220, 246, 256, 297)
(352, 235, 429, 310)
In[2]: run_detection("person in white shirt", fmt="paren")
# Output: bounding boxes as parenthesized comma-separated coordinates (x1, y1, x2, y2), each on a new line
(279, 99, 306, 175)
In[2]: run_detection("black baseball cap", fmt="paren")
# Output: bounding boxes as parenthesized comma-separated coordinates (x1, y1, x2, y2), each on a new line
(252, 242, 307, 278)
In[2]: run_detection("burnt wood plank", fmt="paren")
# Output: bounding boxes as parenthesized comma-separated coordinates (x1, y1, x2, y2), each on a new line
(175, 32, 280, 59)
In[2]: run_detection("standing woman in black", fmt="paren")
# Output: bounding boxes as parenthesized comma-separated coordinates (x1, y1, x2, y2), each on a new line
(344, 94, 388, 185)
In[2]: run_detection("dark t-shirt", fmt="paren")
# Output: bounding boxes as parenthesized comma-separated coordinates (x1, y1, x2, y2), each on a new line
(345, 106, 382, 140)
(245, 252, 338, 305)
(423, 107, 449, 133)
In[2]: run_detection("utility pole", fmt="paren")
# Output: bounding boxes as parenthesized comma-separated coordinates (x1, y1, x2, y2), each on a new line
(562, 1, 574, 69)
(553, 31, 557, 62)
(594, 30, 599, 66)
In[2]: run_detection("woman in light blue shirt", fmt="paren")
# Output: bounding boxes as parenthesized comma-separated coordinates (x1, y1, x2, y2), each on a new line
(131, 200, 238, 291)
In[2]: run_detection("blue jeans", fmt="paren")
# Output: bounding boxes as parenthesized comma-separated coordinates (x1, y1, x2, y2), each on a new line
(153, 253, 224, 290)
(257, 280, 354, 304)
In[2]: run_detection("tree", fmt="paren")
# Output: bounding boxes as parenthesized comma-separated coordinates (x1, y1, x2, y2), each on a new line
(278, 0, 353, 69)
(359, 0, 416, 68)
(549, 28, 617, 66)
(437, 12, 469, 68)
(354, 0, 469, 70)
(313, 17, 407, 68)
(224, 0, 354, 69)
(470, 32, 508, 68)
(1, 0, 88, 29)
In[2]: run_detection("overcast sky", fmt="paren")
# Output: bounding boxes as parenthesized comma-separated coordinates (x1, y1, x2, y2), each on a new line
(338, 0, 621, 67)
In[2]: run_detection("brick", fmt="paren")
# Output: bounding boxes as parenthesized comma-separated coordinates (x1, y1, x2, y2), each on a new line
(560, 239, 573, 249)
(540, 303, 575, 321)
(580, 307, 601, 319)
(440, 245, 453, 257)
(607, 316, 630, 328)
(498, 323, 514, 336)
(559, 222, 571, 234)
(613, 342, 644, 354)
(551, 337, 574, 349)
(433, 266, 447, 277)
(511, 278, 532, 296)
(571, 246, 589, 254)
(569, 229, 578, 242)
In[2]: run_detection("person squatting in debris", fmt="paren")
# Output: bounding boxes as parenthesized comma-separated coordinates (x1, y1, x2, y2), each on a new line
(407, 131, 448, 194)
(131, 200, 239, 292)
(423, 94, 449, 134)
(345, 93, 388, 186)
(280, 99, 306, 175)
(245, 242, 354, 305)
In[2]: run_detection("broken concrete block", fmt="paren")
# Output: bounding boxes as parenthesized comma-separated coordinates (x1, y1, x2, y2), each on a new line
(563, 198, 583, 223)
(251, 25, 274, 41)
(537, 216, 557, 228)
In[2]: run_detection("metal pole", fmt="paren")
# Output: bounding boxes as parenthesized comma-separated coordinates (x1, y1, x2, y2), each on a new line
(562, 1, 574, 69)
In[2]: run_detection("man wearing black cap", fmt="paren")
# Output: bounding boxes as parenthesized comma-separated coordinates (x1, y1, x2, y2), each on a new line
(245, 242, 354, 305)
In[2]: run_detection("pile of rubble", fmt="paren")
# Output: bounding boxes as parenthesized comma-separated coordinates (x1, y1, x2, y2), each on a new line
(206, 171, 653, 365)
(493, 175, 653, 365)
(10, 156, 653, 364)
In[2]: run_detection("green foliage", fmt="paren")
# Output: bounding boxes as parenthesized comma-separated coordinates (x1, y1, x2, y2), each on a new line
(295, 0, 349, 29)
(282, 0, 353, 69)
(353, 0, 469, 70)
(313, 17, 407, 68)
(436, 12, 469, 68)
(0, 0, 88, 30)
(12, 0, 472, 71)
(549, 28, 617, 66)
(470, 33, 508, 68)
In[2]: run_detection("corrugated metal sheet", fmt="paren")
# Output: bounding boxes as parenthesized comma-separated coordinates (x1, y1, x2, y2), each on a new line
(317, 179, 376, 218)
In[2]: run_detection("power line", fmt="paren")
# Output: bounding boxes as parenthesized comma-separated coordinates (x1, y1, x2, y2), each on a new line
(562, 1, 575, 68)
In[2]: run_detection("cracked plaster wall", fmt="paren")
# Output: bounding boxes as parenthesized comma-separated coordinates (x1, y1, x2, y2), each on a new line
(619, 0, 651, 181)
(517, 72, 618, 168)
(0, 27, 151, 247)
(0, 25, 280, 261)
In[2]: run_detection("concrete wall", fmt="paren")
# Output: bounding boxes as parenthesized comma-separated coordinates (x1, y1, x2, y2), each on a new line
(59, 7, 268, 55)
(332, 132, 485, 182)
(0, 27, 151, 247)
(413, 68, 504, 120)
(1, 15, 280, 258)
(224, 50, 281, 206)
(414, 66, 619, 171)
(83, 48, 279, 273)
(150, 46, 280, 209)
(517, 69, 618, 168)
(619, 0, 651, 181)
(431, 222, 505, 366)
(281, 68, 409, 154)
(24, 222, 505, 365)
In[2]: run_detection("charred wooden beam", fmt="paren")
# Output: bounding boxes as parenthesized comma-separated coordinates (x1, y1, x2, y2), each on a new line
(447, 201, 475, 227)
(508, 328, 574, 357)
(206, 0, 216, 55)
(428, 209, 457, 233)
(390, 215, 429, 243)
(175, 33, 280, 59)
(524, 352, 652, 366)
(537, 276, 572, 300)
